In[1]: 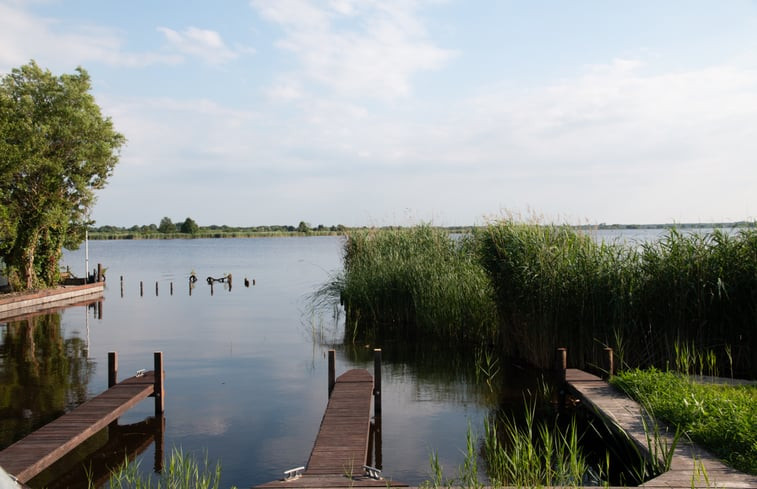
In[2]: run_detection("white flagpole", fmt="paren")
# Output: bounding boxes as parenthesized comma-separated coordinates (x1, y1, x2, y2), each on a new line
(85, 229, 89, 284)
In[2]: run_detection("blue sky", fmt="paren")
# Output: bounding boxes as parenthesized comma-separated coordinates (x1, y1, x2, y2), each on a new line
(2, 0, 756, 227)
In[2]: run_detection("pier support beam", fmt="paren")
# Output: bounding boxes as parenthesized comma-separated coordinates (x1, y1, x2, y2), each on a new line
(154, 351, 164, 415)
(108, 351, 118, 388)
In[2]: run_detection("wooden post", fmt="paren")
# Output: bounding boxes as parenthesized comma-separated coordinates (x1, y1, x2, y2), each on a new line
(155, 281, 159, 296)
(120, 276, 124, 297)
(556, 347, 567, 409)
(328, 350, 335, 398)
(140, 281, 144, 296)
(170, 282, 173, 295)
(556, 347, 567, 382)
(374, 348, 382, 417)
(154, 351, 164, 415)
(97, 263, 103, 282)
(604, 347, 614, 380)
(108, 351, 118, 388)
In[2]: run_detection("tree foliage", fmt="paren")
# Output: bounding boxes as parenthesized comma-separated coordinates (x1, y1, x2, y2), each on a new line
(180, 217, 199, 234)
(0, 61, 125, 290)
(158, 216, 175, 234)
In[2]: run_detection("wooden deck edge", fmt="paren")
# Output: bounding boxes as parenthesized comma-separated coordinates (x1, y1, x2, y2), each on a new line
(0, 282, 104, 320)
(565, 369, 757, 489)
(0, 371, 156, 483)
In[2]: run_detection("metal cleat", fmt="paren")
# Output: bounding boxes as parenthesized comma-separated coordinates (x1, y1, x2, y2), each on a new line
(363, 465, 382, 480)
(283, 466, 305, 480)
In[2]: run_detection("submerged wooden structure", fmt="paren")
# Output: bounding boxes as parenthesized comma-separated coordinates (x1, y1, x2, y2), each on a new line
(256, 350, 406, 489)
(0, 352, 164, 484)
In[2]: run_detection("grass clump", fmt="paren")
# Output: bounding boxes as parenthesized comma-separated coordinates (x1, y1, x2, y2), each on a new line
(103, 447, 225, 489)
(325, 225, 499, 343)
(611, 369, 757, 475)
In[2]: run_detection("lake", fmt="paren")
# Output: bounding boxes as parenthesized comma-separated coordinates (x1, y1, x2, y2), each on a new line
(1, 227, 737, 488)
(2, 236, 519, 488)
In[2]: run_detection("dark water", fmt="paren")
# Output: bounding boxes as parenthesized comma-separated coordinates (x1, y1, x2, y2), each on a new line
(2, 237, 534, 488)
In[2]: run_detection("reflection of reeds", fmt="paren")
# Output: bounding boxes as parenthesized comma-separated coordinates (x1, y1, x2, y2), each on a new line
(104, 447, 221, 489)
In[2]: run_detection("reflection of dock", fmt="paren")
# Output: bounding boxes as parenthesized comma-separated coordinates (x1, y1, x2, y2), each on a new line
(28, 416, 165, 489)
(0, 352, 164, 484)
(257, 350, 406, 489)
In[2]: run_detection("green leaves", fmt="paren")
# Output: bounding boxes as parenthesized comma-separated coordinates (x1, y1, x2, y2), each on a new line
(0, 60, 125, 289)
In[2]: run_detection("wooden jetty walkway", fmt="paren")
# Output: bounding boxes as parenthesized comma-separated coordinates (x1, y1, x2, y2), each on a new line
(257, 350, 406, 489)
(565, 368, 757, 489)
(0, 282, 104, 321)
(0, 352, 164, 485)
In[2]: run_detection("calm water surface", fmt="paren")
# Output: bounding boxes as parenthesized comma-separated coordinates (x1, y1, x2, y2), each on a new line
(2, 237, 502, 488)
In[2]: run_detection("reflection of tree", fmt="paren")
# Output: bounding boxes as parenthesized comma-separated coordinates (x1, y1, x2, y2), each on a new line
(0, 312, 94, 449)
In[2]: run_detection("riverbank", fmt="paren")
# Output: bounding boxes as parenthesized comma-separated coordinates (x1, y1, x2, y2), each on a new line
(0, 282, 104, 321)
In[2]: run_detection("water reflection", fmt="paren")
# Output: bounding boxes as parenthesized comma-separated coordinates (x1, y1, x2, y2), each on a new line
(28, 415, 165, 489)
(0, 307, 95, 449)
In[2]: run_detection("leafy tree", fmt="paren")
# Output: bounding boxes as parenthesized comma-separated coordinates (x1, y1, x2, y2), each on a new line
(297, 221, 311, 233)
(158, 217, 175, 234)
(180, 217, 199, 234)
(0, 61, 125, 290)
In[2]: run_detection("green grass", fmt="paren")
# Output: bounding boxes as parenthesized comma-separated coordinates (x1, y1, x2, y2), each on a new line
(611, 369, 757, 475)
(322, 221, 756, 376)
(321, 225, 499, 343)
(100, 447, 227, 489)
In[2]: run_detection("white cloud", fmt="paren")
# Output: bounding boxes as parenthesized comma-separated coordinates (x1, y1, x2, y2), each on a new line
(158, 26, 247, 65)
(251, 0, 456, 99)
(0, 2, 180, 70)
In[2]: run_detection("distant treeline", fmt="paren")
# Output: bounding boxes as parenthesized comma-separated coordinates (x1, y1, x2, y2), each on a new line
(88, 219, 754, 240)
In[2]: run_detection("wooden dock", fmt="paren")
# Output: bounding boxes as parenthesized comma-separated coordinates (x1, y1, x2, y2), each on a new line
(565, 368, 757, 489)
(257, 351, 406, 488)
(0, 282, 104, 321)
(0, 352, 164, 484)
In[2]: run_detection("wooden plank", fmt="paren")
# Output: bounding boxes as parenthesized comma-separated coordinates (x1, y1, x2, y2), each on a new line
(0, 371, 156, 483)
(565, 369, 757, 489)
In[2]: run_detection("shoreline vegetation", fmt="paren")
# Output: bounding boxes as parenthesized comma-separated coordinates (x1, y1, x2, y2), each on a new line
(320, 221, 756, 377)
(84, 220, 756, 239)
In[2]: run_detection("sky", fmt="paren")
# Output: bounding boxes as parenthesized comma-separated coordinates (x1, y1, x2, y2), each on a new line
(1, 0, 757, 228)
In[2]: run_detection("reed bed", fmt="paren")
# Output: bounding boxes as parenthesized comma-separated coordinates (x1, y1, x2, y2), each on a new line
(324, 225, 499, 343)
(322, 221, 756, 376)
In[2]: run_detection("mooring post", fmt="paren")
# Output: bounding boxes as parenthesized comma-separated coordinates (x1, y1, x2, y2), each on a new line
(154, 351, 164, 415)
(97, 263, 103, 282)
(155, 281, 159, 296)
(140, 281, 144, 296)
(374, 348, 382, 417)
(170, 282, 173, 295)
(120, 275, 124, 297)
(328, 350, 335, 398)
(108, 351, 118, 388)
(604, 347, 614, 380)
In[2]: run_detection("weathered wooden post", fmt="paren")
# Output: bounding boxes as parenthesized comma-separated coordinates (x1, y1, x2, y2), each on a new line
(373, 348, 382, 416)
(604, 347, 614, 380)
(154, 351, 164, 415)
(373, 348, 383, 469)
(140, 281, 144, 296)
(97, 263, 103, 282)
(328, 350, 335, 397)
(108, 351, 118, 388)
(170, 282, 173, 295)
(120, 275, 124, 297)
(155, 281, 159, 296)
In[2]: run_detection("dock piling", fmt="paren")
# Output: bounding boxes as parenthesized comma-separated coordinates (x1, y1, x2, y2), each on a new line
(140, 281, 143, 296)
(328, 350, 335, 397)
(108, 351, 118, 388)
(604, 347, 614, 379)
(154, 351, 164, 416)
